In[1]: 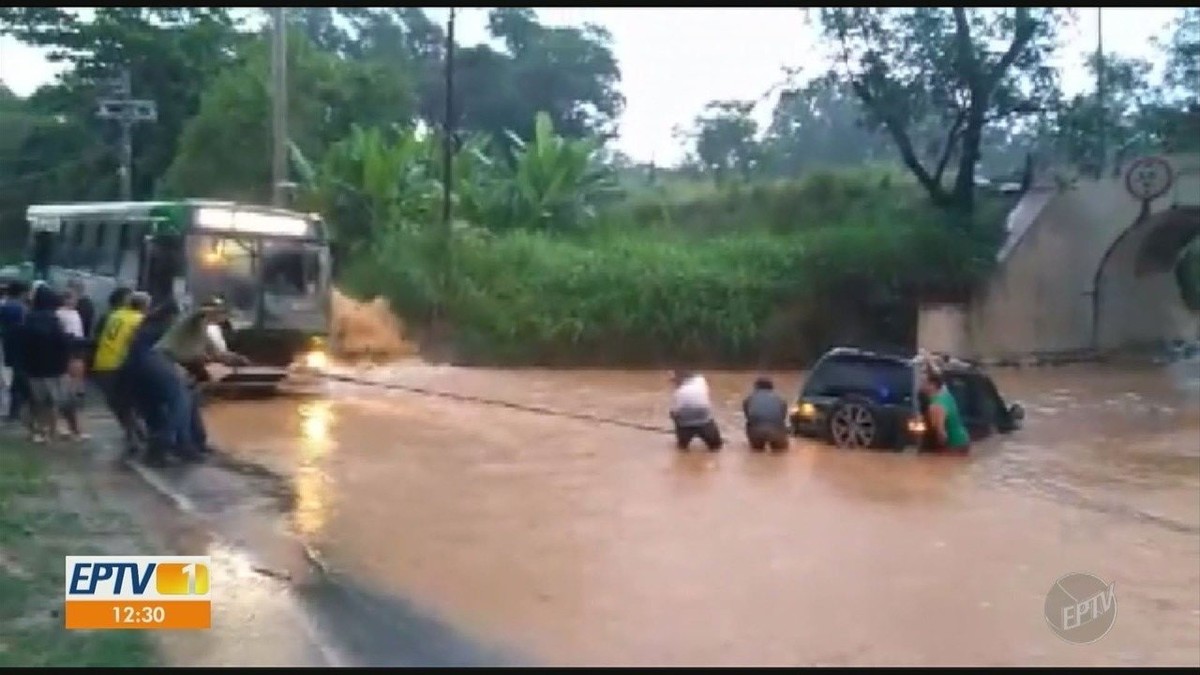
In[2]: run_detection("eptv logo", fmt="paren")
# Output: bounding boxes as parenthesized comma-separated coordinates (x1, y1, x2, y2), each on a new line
(64, 556, 211, 630)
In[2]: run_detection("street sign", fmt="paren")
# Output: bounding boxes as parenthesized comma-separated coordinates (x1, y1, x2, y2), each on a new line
(96, 99, 157, 122)
(1124, 156, 1174, 203)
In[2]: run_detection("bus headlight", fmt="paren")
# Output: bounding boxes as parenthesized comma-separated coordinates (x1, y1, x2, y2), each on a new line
(303, 349, 328, 370)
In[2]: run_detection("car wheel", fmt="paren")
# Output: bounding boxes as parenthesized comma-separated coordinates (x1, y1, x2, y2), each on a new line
(827, 399, 878, 449)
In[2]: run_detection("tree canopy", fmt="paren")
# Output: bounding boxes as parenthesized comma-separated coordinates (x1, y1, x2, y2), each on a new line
(0, 5, 1194, 245)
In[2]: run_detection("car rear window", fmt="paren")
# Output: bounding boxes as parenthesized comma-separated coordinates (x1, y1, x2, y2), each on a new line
(802, 356, 914, 403)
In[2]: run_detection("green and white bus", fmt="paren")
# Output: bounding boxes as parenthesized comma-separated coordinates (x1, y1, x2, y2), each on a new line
(6, 200, 332, 378)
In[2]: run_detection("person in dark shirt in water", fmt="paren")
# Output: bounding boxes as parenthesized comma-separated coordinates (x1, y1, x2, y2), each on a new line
(742, 376, 790, 452)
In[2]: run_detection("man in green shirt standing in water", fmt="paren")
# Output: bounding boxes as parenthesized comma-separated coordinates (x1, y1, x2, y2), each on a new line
(920, 368, 971, 453)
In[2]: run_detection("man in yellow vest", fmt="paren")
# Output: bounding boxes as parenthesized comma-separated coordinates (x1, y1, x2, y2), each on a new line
(93, 290, 151, 452)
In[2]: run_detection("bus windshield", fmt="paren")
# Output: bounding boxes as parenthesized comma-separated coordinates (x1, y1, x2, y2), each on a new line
(186, 232, 328, 330)
(261, 239, 321, 297)
(188, 234, 259, 324)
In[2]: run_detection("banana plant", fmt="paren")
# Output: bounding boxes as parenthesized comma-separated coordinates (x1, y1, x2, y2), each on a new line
(293, 111, 618, 242)
(493, 112, 619, 232)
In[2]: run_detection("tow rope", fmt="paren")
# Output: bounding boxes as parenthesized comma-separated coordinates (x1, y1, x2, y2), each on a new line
(314, 371, 675, 435)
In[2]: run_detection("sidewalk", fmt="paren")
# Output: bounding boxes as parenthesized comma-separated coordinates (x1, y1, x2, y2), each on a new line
(0, 430, 156, 666)
(1, 412, 338, 666)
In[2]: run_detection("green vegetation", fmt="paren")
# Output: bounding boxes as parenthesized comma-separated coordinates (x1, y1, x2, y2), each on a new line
(0, 437, 157, 667)
(0, 7, 1196, 365)
(1178, 238, 1200, 312)
(335, 153, 1008, 364)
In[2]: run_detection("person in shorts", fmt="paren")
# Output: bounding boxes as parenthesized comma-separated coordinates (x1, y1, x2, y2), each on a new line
(19, 286, 79, 442)
(57, 285, 89, 416)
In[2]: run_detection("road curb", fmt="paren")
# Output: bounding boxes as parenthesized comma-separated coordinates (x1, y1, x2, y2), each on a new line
(96, 436, 349, 667)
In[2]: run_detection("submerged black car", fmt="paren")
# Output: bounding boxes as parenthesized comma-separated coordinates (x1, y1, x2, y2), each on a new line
(789, 347, 1024, 450)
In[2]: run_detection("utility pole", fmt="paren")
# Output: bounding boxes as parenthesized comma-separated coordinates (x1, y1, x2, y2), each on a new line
(434, 7, 457, 324)
(271, 7, 289, 207)
(441, 8, 456, 234)
(96, 69, 157, 201)
(1096, 7, 1106, 179)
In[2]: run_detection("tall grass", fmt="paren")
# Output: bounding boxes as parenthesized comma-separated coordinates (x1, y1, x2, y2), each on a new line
(341, 174, 998, 366)
(615, 165, 1012, 238)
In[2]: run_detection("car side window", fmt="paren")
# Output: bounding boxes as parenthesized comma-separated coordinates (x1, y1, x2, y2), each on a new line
(945, 375, 976, 418)
(822, 360, 875, 394)
(800, 360, 834, 397)
(946, 374, 1007, 428)
(802, 358, 863, 397)
(803, 357, 912, 402)
(974, 375, 1002, 422)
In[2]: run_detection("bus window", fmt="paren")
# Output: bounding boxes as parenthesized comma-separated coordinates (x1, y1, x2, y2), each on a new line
(116, 222, 146, 286)
(188, 234, 258, 316)
(117, 222, 131, 251)
(56, 221, 79, 267)
(261, 240, 317, 296)
(144, 236, 184, 305)
(69, 221, 101, 273)
(71, 220, 85, 248)
(93, 222, 119, 275)
(32, 231, 54, 279)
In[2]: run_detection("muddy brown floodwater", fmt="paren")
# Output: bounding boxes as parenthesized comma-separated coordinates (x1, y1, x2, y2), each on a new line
(203, 362, 1200, 666)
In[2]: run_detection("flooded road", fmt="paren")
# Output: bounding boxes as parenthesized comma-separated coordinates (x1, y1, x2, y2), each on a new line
(203, 363, 1200, 666)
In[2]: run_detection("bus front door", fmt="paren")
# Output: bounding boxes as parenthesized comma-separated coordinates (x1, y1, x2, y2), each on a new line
(139, 235, 184, 306)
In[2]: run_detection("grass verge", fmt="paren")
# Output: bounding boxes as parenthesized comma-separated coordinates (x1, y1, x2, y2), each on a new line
(0, 433, 158, 667)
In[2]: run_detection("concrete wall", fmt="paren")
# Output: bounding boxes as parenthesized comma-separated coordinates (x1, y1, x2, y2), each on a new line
(916, 303, 969, 355)
(958, 153, 1200, 359)
(1094, 206, 1200, 350)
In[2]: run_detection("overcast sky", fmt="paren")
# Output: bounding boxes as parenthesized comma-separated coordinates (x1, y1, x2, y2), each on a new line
(0, 7, 1185, 166)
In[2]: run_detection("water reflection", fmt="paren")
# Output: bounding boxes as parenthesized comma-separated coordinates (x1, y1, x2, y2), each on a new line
(301, 401, 332, 445)
(294, 401, 335, 538)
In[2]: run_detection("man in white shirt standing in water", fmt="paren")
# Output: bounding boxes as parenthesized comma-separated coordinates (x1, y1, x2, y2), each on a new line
(669, 370, 723, 452)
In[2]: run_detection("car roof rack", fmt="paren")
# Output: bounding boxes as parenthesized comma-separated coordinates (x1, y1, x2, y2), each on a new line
(826, 344, 916, 363)
(824, 345, 984, 371)
(914, 350, 981, 372)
